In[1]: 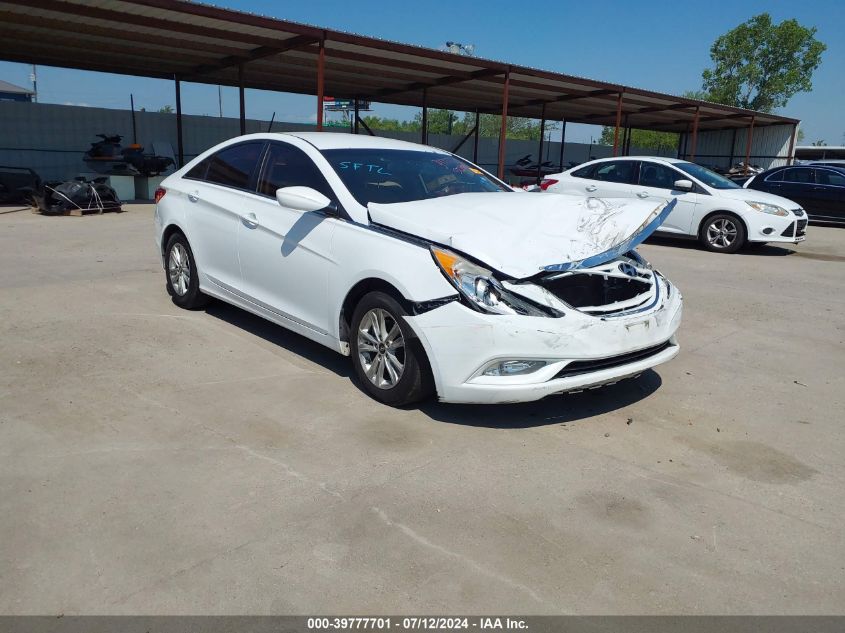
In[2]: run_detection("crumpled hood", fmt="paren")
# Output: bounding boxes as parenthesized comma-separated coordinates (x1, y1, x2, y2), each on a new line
(368, 192, 675, 279)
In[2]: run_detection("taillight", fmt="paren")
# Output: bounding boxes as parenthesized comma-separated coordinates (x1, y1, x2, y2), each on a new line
(539, 178, 558, 191)
(154, 187, 166, 204)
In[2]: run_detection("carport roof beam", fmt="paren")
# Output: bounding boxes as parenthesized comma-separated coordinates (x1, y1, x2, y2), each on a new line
(0, 0, 799, 134)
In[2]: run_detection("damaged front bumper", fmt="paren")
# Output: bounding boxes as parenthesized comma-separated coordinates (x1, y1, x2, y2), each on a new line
(405, 274, 682, 404)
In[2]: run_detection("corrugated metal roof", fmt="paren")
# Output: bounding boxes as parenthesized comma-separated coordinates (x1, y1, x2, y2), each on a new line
(0, 0, 799, 132)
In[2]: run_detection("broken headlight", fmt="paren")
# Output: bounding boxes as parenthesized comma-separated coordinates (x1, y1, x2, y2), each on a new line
(430, 246, 555, 316)
(746, 201, 789, 217)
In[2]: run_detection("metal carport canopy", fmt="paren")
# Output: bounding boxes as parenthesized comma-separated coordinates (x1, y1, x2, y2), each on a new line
(0, 0, 799, 173)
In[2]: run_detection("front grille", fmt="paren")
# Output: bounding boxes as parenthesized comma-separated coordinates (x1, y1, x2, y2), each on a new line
(553, 340, 672, 380)
(781, 222, 796, 238)
(797, 219, 808, 236)
(791, 208, 805, 217)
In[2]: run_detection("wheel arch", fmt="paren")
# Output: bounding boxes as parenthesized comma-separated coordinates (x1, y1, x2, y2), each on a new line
(161, 223, 187, 258)
(339, 278, 414, 346)
(697, 209, 749, 240)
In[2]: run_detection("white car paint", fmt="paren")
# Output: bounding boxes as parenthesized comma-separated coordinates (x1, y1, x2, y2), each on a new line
(155, 133, 682, 404)
(544, 156, 807, 247)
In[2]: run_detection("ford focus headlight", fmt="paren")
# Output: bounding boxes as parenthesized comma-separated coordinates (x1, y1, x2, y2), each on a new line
(746, 201, 789, 217)
(430, 246, 561, 317)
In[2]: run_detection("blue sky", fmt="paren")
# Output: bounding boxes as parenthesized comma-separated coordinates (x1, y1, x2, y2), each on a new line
(1, 0, 843, 143)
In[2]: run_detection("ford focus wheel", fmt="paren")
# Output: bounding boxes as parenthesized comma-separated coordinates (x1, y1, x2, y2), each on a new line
(700, 214, 745, 253)
(350, 291, 433, 406)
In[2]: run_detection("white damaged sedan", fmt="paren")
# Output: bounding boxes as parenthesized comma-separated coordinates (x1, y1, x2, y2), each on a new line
(154, 133, 682, 405)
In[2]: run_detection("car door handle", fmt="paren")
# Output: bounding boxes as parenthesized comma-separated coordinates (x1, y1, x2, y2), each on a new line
(188, 191, 199, 203)
(637, 191, 649, 198)
(585, 185, 597, 192)
(240, 212, 259, 228)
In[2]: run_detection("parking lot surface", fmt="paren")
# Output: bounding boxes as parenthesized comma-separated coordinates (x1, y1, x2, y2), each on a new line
(1, 204, 843, 614)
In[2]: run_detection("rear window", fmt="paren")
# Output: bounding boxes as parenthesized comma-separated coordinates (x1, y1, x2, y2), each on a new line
(782, 167, 814, 184)
(185, 142, 265, 190)
(321, 149, 510, 205)
(570, 164, 595, 179)
(593, 161, 637, 184)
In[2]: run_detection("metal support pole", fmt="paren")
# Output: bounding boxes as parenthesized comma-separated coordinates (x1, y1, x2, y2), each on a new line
(174, 75, 184, 167)
(689, 106, 700, 161)
(421, 88, 428, 145)
(354, 98, 360, 134)
(612, 92, 623, 156)
(559, 119, 566, 170)
(497, 70, 510, 180)
(787, 123, 798, 165)
(728, 127, 737, 167)
(743, 115, 756, 174)
(238, 63, 245, 135)
(536, 103, 546, 185)
(316, 38, 325, 132)
(472, 109, 480, 164)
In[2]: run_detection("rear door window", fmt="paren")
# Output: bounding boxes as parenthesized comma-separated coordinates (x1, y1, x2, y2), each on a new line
(781, 167, 815, 184)
(193, 142, 266, 191)
(570, 164, 596, 179)
(593, 161, 638, 184)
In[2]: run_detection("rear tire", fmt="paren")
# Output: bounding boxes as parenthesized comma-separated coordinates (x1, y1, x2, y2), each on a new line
(350, 291, 434, 406)
(699, 213, 746, 253)
(164, 232, 209, 309)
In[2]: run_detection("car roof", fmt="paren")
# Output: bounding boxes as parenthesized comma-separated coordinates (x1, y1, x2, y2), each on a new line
(578, 155, 686, 165)
(285, 131, 447, 153)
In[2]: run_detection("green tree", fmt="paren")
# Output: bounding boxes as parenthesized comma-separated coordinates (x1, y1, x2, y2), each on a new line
(158, 105, 174, 113)
(597, 127, 679, 153)
(701, 13, 826, 112)
(361, 109, 552, 141)
(810, 139, 827, 146)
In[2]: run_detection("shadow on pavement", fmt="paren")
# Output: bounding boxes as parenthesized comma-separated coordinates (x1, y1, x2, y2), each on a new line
(205, 300, 664, 427)
(205, 301, 352, 378)
(419, 370, 662, 429)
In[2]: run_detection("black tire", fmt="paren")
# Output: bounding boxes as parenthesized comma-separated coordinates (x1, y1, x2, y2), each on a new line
(350, 291, 434, 406)
(164, 232, 209, 309)
(699, 213, 746, 253)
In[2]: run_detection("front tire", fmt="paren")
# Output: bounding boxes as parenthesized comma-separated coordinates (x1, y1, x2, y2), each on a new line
(699, 213, 746, 253)
(164, 233, 209, 309)
(350, 291, 434, 406)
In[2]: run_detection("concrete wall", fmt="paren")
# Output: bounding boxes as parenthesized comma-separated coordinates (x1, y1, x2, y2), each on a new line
(1, 101, 673, 184)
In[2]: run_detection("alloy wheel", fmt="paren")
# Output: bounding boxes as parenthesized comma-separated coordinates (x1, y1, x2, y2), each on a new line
(706, 218, 738, 249)
(357, 308, 405, 389)
(168, 242, 191, 296)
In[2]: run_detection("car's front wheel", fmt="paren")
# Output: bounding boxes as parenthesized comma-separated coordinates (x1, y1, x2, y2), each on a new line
(164, 232, 209, 309)
(350, 291, 433, 406)
(699, 213, 746, 253)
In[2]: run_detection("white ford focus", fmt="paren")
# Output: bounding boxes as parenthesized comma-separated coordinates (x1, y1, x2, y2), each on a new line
(541, 157, 807, 253)
(154, 133, 682, 405)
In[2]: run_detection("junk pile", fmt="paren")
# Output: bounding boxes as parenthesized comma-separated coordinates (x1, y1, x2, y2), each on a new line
(33, 177, 122, 216)
(84, 133, 174, 177)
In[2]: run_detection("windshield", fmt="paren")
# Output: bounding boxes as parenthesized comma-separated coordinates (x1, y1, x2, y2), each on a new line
(675, 162, 740, 189)
(321, 149, 510, 205)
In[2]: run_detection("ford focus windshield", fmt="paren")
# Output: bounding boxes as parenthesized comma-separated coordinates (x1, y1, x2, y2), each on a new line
(321, 149, 511, 205)
(675, 161, 741, 189)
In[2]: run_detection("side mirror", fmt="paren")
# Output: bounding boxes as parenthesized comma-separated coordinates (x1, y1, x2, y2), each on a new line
(673, 179, 694, 192)
(276, 186, 334, 213)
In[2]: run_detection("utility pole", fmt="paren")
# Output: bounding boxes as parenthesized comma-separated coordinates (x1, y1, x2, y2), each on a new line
(30, 64, 37, 103)
(218, 85, 223, 118)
